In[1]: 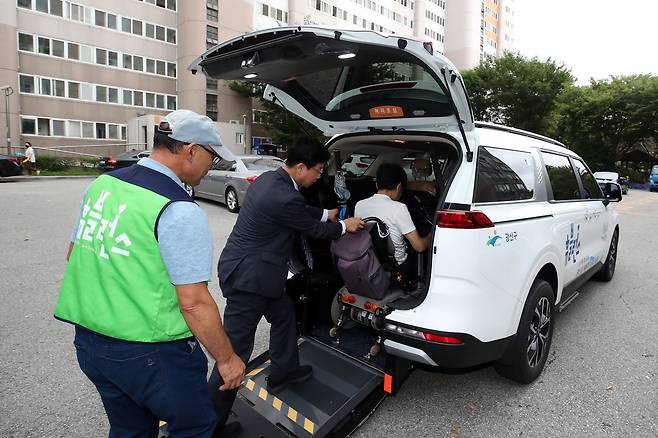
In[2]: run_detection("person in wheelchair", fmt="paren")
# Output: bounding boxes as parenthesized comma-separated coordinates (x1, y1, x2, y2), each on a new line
(354, 163, 432, 277)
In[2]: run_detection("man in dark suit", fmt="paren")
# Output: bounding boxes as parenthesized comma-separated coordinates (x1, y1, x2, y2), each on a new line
(208, 137, 364, 433)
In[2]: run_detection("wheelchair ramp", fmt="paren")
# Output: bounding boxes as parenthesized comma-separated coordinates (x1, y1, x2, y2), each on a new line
(228, 336, 386, 438)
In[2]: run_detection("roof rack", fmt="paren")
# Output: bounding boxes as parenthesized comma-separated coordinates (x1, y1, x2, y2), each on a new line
(474, 121, 567, 149)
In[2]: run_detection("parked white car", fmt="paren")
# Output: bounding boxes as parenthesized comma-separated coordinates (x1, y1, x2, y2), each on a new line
(192, 27, 623, 385)
(594, 171, 629, 194)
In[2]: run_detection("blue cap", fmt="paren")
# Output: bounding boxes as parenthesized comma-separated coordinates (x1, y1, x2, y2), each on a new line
(162, 109, 235, 160)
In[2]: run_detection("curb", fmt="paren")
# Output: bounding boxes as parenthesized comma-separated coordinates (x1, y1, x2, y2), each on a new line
(1, 175, 98, 182)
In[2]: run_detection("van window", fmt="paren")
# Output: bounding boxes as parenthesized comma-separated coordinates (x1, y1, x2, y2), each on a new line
(573, 159, 602, 199)
(541, 152, 581, 201)
(340, 153, 376, 176)
(474, 147, 535, 203)
(652, 165, 658, 175)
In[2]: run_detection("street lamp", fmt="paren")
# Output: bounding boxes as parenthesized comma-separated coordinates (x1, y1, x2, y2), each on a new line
(1, 85, 14, 155)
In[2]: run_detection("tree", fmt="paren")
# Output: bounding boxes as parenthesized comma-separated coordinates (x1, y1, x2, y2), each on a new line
(461, 53, 575, 137)
(555, 75, 658, 170)
(228, 81, 325, 148)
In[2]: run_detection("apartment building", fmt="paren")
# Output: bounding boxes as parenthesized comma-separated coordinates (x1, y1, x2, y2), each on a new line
(0, 0, 252, 157)
(444, 0, 515, 71)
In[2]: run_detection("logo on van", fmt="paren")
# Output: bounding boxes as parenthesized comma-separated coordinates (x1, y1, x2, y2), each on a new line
(486, 231, 502, 247)
(565, 223, 580, 265)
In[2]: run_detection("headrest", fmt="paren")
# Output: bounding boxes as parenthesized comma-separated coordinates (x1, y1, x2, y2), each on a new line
(411, 159, 432, 178)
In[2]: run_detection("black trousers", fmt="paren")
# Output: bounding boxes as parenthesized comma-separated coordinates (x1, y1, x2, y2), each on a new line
(207, 287, 299, 428)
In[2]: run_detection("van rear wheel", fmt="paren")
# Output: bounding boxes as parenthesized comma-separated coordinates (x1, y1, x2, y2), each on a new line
(495, 279, 554, 384)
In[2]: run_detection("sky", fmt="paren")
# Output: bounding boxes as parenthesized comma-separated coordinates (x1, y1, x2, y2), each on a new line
(514, 0, 657, 84)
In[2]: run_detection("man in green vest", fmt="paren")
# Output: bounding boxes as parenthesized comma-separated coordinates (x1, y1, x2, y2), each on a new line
(55, 109, 244, 437)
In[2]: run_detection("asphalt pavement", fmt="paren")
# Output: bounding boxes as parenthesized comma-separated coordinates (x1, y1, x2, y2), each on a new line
(0, 178, 656, 437)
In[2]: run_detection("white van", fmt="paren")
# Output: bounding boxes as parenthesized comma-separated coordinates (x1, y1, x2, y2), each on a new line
(191, 27, 622, 437)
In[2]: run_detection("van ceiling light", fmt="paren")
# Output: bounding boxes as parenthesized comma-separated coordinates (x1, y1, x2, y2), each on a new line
(338, 53, 356, 59)
(244, 73, 258, 79)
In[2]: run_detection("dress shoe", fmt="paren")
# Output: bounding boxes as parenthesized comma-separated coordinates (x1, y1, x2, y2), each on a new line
(266, 365, 313, 393)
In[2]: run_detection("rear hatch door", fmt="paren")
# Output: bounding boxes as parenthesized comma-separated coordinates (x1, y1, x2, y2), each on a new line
(189, 26, 473, 136)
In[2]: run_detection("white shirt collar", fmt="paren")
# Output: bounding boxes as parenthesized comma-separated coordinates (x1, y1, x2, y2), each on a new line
(289, 174, 299, 191)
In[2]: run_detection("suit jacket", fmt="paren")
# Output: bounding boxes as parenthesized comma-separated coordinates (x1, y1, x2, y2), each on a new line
(218, 167, 342, 297)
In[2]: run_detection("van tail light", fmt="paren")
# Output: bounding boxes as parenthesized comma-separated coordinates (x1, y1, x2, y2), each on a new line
(423, 333, 463, 345)
(355, 162, 369, 169)
(341, 292, 357, 304)
(436, 210, 494, 229)
(107, 158, 117, 165)
(246, 175, 258, 184)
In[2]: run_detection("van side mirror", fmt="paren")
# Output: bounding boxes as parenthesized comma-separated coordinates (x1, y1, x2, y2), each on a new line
(603, 182, 622, 205)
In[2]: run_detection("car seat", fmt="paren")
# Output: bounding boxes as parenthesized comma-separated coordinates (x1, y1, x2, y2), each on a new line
(406, 158, 436, 195)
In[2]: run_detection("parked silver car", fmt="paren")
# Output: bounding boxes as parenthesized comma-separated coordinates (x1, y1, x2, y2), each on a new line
(594, 171, 629, 195)
(194, 154, 285, 212)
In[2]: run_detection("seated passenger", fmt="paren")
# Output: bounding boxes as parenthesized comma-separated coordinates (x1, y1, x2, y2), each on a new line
(355, 163, 432, 275)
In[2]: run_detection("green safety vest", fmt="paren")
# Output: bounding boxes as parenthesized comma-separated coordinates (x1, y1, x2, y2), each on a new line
(55, 168, 194, 342)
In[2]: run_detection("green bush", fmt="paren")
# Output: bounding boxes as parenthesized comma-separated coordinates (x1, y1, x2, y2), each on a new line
(37, 156, 99, 171)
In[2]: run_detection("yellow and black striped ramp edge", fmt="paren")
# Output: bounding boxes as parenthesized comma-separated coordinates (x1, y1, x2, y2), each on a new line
(239, 366, 317, 436)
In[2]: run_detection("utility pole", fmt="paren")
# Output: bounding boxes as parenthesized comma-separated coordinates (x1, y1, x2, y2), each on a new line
(242, 113, 247, 154)
(1, 86, 13, 155)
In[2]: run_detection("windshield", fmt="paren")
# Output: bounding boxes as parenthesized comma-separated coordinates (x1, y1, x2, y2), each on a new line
(294, 61, 448, 113)
(652, 165, 658, 175)
(242, 158, 284, 171)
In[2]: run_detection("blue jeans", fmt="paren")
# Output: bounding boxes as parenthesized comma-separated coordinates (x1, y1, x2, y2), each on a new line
(74, 326, 217, 438)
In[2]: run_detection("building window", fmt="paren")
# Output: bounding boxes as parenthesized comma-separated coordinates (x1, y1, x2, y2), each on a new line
(167, 95, 177, 110)
(167, 62, 176, 77)
(82, 122, 94, 138)
(121, 17, 131, 33)
(166, 28, 176, 44)
(155, 25, 165, 41)
(107, 13, 117, 29)
(133, 91, 144, 106)
(18, 33, 34, 51)
(68, 81, 79, 98)
(207, 25, 218, 44)
(146, 59, 155, 73)
(52, 39, 64, 57)
(35, 0, 48, 13)
(19, 75, 35, 93)
(108, 87, 119, 103)
(145, 92, 155, 107)
(145, 23, 155, 38)
(122, 54, 132, 69)
(67, 42, 79, 60)
(96, 123, 106, 139)
(37, 37, 50, 55)
(49, 0, 62, 16)
(53, 79, 65, 97)
(206, 78, 218, 89)
(108, 51, 118, 67)
(252, 110, 267, 124)
(123, 90, 132, 105)
(95, 10, 106, 26)
(96, 48, 107, 65)
(156, 60, 166, 76)
(133, 55, 144, 71)
(156, 94, 165, 109)
(52, 119, 65, 136)
(18, 0, 31, 10)
(39, 78, 51, 95)
(108, 124, 119, 139)
(68, 121, 81, 137)
(96, 86, 107, 102)
(207, 0, 218, 22)
(21, 117, 36, 135)
(206, 94, 218, 121)
(38, 118, 50, 136)
(132, 19, 143, 36)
